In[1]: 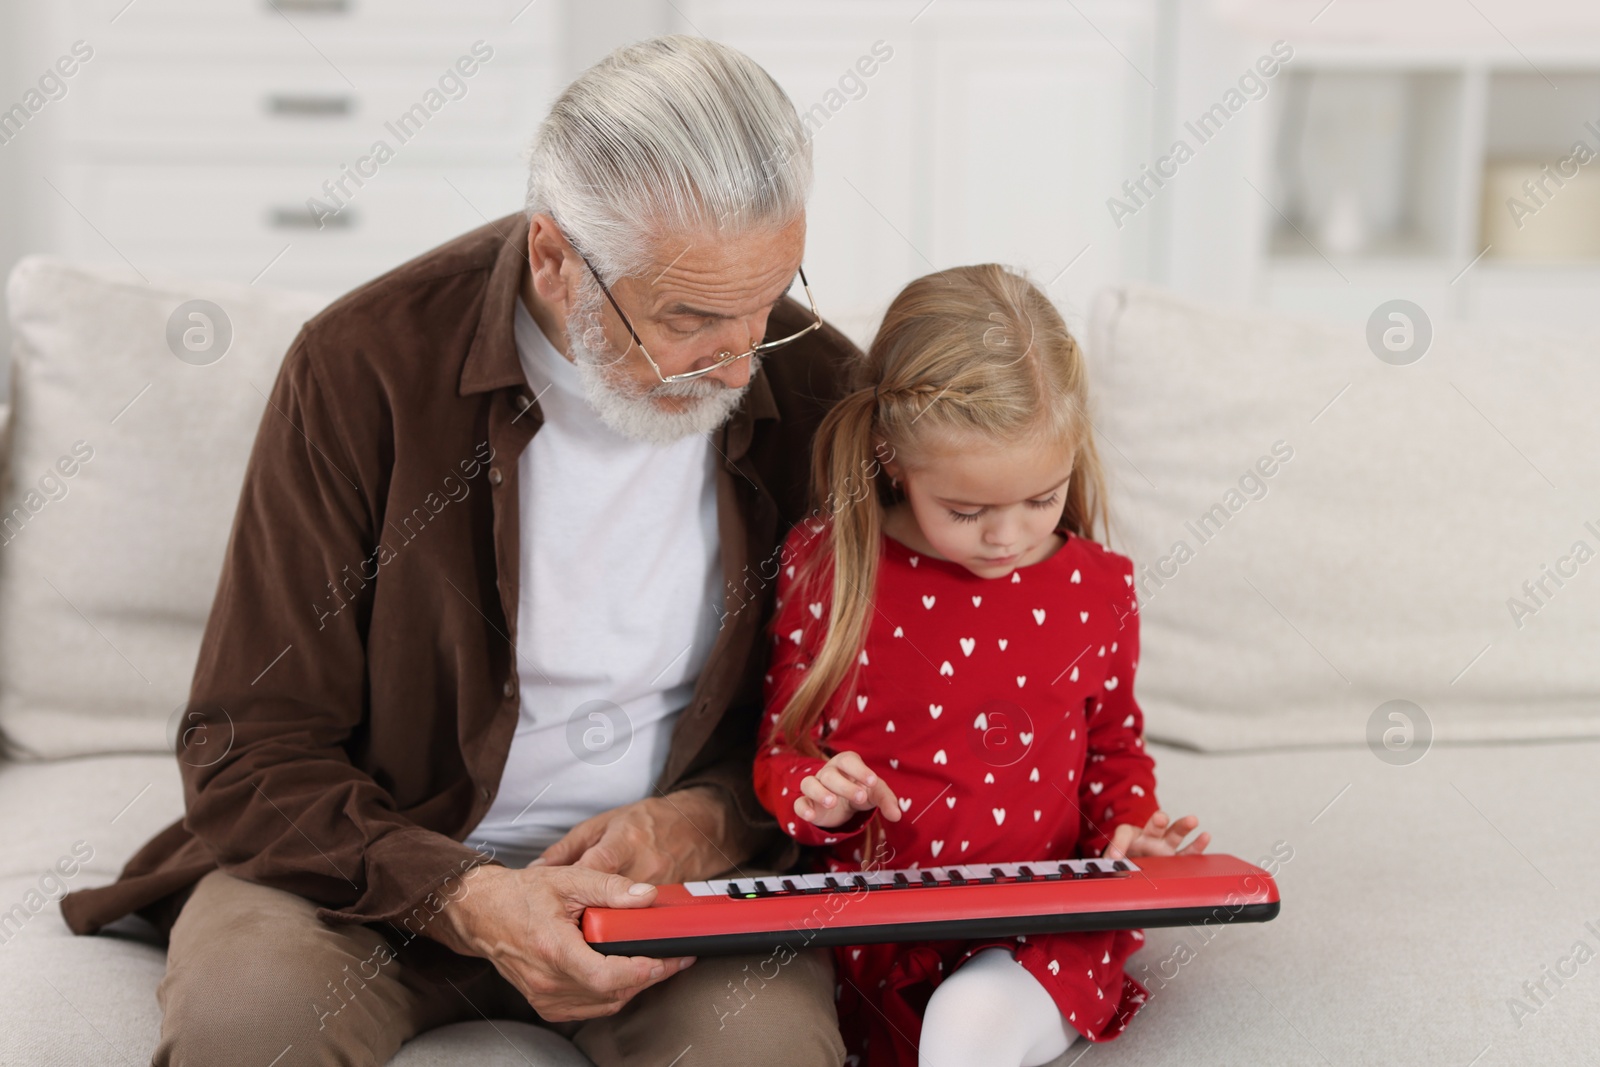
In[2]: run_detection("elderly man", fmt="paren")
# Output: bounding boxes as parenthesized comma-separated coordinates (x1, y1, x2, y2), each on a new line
(60, 36, 855, 1067)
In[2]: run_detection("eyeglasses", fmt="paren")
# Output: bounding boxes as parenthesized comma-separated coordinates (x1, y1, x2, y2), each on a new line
(575, 252, 822, 384)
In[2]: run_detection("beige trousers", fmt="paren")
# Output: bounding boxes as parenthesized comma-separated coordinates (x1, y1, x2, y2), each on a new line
(151, 869, 845, 1067)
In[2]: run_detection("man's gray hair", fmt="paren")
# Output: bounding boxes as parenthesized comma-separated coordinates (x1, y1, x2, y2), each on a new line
(525, 35, 812, 282)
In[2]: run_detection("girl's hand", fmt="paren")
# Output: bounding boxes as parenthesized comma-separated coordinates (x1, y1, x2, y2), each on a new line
(1102, 811, 1209, 861)
(794, 751, 902, 829)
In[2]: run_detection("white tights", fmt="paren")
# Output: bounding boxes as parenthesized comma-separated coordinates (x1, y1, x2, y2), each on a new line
(917, 947, 1079, 1067)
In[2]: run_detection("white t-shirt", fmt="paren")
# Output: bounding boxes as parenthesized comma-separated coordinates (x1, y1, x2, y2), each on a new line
(465, 299, 722, 868)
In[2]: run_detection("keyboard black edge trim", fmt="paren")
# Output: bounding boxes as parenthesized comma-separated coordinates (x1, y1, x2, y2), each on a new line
(588, 901, 1281, 957)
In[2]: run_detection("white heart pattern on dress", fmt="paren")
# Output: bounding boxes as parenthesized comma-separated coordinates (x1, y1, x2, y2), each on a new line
(922, 595, 936, 609)
(939, 661, 954, 676)
(972, 596, 982, 607)
(1071, 569, 1081, 584)
(1032, 608, 1046, 625)
(929, 704, 943, 719)
(933, 749, 947, 765)
(789, 629, 803, 644)
(1105, 676, 1119, 690)
(857, 695, 868, 711)
(931, 840, 944, 857)
(992, 808, 1006, 825)
(893, 626, 904, 638)
(946, 796, 957, 808)
(909, 555, 919, 567)
(1089, 781, 1104, 795)
(809, 602, 822, 619)
(998, 638, 1008, 651)
(1070, 666, 1079, 683)
(1016, 676, 1027, 688)
(960, 637, 976, 657)
(1080, 610, 1090, 623)
(899, 796, 912, 812)
(1049, 959, 1061, 975)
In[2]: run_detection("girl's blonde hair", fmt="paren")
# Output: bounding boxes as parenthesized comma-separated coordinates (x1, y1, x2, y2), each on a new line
(778, 263, 1111, 759)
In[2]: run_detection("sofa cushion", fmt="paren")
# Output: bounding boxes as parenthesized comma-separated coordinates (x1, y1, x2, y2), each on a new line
(0, 258, 328, 758)
(1087, 284, 1600, 750)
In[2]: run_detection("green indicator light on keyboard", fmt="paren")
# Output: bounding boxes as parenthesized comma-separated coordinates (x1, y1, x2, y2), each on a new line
(745, 893, 757, 898)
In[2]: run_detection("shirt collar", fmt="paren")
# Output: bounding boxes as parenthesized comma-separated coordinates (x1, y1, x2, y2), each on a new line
(457, 212, 779, 457)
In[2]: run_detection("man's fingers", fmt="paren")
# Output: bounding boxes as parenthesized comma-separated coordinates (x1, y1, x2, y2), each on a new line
(547, 920, 693, 1002)
(547, 865, 657, 911)
(573, 838, 625, 875)
(538, 817, 605, 867)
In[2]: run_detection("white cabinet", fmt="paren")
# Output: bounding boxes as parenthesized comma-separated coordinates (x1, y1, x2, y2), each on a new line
(37, 0, 561, 298)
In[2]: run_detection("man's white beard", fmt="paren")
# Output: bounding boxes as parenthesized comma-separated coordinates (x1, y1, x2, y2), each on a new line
(564, 290, 753, 446)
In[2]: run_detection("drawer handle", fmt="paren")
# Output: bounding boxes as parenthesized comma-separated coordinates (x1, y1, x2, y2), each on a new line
(266, 0, 351, 13)
(269, 206, 356, 230)
(266, 94, 354, 117)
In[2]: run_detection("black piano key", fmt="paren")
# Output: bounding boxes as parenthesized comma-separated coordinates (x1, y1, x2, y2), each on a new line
(1058, 862, 1079, 879)
(987, 867, 1005, 882)
(726, 882, 744, 899)
(948, 869, 966, 885)
(752, 879, 772, 897)
(920, 871, 938, 887)
(851, 874, 869, 891)
(1017, 865, 1034, 882)
(893, 872, 910, 888)
(824, 876, 841, 891)
(781, 879, 800, 894)
(1112, 859, 1130, 872)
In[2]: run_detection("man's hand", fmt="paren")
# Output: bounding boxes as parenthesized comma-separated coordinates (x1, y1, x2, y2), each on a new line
(1102, 810, 1209, 861)
(535, 786, 738, 885)
(426, 863, 694, 1022)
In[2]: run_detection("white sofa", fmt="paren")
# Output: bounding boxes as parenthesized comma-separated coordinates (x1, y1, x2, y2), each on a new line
(3, 258, 1596, 1066)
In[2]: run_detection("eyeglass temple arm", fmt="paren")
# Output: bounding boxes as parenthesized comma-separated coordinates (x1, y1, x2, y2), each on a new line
(580, 256, 647, 351)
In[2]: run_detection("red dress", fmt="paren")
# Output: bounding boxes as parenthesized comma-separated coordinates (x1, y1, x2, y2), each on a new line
(754, 521, 1162, 1066)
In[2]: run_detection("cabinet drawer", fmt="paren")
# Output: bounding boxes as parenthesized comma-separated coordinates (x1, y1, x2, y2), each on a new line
(62, 51, 552, 155)
(51, 161, 527, 284)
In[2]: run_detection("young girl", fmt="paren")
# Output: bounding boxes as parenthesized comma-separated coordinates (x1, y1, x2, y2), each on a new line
(754, 264, 1210, 1067)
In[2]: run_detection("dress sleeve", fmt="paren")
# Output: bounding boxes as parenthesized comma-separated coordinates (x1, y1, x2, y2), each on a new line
(1077, 557, 1160, 858)
(753, 524, 873, 848)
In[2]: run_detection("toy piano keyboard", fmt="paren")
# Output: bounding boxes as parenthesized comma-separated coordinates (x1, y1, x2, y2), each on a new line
(583, 853, 1280, 956)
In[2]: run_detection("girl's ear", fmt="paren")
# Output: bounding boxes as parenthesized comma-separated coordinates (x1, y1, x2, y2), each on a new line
(874, 439, 902, 482)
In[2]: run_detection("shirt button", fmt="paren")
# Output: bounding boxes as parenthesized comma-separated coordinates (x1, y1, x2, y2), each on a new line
(488, 467, 503, 486)
(502, 680, 516, 700)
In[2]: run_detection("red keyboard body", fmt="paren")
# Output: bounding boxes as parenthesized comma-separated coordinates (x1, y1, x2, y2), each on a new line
(583, 854, 1280, 957)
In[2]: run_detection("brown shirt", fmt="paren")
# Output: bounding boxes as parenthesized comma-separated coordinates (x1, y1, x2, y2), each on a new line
(60, 213, 857, 941)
